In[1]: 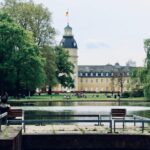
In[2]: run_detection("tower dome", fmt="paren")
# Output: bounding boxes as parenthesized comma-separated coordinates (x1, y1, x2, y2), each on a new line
(60, 24, 78, 49)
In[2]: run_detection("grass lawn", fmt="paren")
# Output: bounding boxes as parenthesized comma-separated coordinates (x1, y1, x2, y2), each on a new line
(9, 93, 146, 102)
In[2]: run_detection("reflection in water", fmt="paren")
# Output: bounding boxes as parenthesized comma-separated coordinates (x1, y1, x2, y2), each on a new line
(10, 100, 150, 121)
(25, 110, 75, 121)
(10, 101, 150, 107)
(130, 110, 150, 118)
(13, 105, 150, 120)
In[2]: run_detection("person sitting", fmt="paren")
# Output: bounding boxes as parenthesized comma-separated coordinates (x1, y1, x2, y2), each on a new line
(0, 92, 10, 112)
(0, 92, 10, 123)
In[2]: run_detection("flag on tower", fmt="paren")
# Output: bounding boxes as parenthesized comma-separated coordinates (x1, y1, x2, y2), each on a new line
(66, 11, 69, 16)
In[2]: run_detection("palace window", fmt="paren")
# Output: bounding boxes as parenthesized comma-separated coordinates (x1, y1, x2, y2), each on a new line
(96, 73, 98, 77)
(85, 73, 88, 76)
(95, 87, 98, 92)
(91, 73, 93, 76)
(101, 73, 104, 76)
(80, 73, 82, 76)
(106, 73, 109, 77)
(73, 42, 77, 47)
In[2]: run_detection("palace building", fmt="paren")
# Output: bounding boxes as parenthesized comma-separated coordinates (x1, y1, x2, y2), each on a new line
(54, 24, 132, 93)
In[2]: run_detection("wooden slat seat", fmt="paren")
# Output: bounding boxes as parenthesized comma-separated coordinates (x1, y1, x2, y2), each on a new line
(7, 109, 25, 131)
(111, 109, 126, 118)
(8, 109, 23, 118)
(111, 108, 126, 129)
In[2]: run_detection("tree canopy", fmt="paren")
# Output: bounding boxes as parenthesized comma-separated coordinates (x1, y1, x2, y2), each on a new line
(142, 39, 150, 99)
(0, 13, 45, 96)
(55, 46, 74, 88)
(131, 39, 150, 99)
(1, 0, 55, 47)
(0, 0, 75, 95)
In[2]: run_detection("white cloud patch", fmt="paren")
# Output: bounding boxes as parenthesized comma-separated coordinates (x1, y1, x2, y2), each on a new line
(85, 39, 110, 50)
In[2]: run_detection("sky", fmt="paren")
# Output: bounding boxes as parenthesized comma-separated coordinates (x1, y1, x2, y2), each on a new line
(33, 0, 150, 67)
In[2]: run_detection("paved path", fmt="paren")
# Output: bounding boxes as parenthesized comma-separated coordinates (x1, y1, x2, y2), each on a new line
(1, 124, 150, 134)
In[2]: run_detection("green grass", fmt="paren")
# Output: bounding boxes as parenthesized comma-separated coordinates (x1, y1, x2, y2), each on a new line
(9, 93, 146, 102)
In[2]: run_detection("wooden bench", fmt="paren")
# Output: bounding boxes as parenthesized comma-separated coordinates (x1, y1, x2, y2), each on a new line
(111, 108, 126, 129)
(111, 108, 126, 118)
(99, 108, 126, 127)
(7, 109, 25, 132)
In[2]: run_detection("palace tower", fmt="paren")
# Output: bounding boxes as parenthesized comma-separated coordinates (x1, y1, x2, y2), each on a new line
(60, 24, 78, 91)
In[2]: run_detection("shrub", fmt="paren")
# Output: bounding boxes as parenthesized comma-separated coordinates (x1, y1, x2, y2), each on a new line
(121, 92, 130, 98)
(130, 89, 144, 97)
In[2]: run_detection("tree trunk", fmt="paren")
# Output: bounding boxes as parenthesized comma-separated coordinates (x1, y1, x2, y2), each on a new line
(48, 86, 52, 95)
(16, 69, 20, 99)
(28, 90, 30, 99)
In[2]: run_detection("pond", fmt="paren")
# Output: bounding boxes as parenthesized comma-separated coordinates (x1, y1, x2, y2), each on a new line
(12, 104, 150, 120)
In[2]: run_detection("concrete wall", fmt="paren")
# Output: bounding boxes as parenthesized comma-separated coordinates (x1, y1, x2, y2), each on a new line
(22, 134, 150, 150)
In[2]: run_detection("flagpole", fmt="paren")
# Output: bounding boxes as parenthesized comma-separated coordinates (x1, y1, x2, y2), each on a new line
(66, 10, 69, 25)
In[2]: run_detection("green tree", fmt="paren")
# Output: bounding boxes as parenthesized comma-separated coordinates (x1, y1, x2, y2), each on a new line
(130, 68, 144, 91)
(142, 39, 150, 99)
(1, 1, 75, 94)
(0, 13, 45, 96)
(41, 46, 58, 94)
(55, 46, 74, 89)
(1, 0, 55, 47)
(131, 39, 150, 99)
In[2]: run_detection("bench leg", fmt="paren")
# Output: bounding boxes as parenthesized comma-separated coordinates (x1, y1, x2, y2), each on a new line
(123, 118, 125, 129)
(142, 121, 144, 133)
(0, 119, 2, 132)
(134, 117, 136, 126)
(22, 123, 25, 133)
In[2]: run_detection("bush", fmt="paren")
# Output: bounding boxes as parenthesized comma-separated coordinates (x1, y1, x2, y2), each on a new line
(130, 89, 144, 97)
(121, 92, 130, 98)
(144, 84, 150, 99)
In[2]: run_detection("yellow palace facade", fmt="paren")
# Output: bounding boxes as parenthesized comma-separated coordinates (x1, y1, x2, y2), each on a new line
(78, 65, 130, 93)
(54, 24, 131, 93)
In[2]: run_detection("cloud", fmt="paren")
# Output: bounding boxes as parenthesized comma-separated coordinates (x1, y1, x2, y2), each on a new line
(85, 39, 110, 50)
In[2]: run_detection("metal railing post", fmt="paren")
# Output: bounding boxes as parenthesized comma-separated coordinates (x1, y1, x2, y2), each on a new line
(110, 120, 112, 133)
(0, 116, 2, 132)
(114, 120, 116, 133)
(134, 116, 136, 126)
(142, 121, 144, 133)
(23, 121, 26, 133)
(99, 115, 101, 125)
(123, 118, 125, 129)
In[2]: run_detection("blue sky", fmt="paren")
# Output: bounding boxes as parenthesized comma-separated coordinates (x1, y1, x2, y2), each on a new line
(34, 0, 150, 67)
